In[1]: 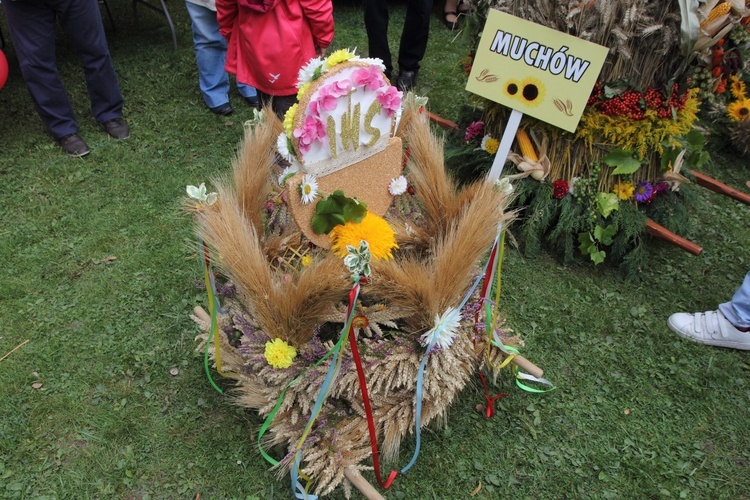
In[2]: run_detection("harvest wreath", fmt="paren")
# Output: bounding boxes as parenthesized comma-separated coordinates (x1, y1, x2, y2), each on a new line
(186, 52, 549, 498)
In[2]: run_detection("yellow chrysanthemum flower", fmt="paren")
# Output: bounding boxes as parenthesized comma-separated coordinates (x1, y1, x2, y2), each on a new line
(727, 98, 750, 122)
(300, 254, 313, 267)
(283, 103, 298, 137)
(330, 212, 398, 260)
(297, 82, 311, 101)
(613, 181, 635, 200)
(730, 75, 747, 100)
(264, 338, 297, 369)
(484, 137, 500, 155)
(325, 49, 355, 69)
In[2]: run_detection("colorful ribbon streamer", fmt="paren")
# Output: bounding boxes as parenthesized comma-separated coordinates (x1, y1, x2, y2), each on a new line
(348, 326, 399, 489)
(199, 240, 225, 394)
(401, 249, 494, 474)
(289, 280, 362, 499)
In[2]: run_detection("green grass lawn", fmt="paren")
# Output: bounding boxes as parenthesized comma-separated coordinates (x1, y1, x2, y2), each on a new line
(1, 2, 749, 498)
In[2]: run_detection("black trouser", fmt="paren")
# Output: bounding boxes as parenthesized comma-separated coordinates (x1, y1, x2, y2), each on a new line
(2, 0, 123, 139)
(364, 0, 433, 77)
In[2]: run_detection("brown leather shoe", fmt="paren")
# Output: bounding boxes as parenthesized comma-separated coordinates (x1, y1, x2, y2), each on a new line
(102, 118, 131, 139)
(58, 134, 91, 157)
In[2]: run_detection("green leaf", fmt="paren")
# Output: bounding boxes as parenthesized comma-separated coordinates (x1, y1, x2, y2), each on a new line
(342, 200, 367, 223)
(590, 250, 606, 265)
(578, 232, 595, 254)
(311, 213, 346, 234)
(595, 192, 620, 219)
(314, 196, 343, 215)
(603, 149, 641, 176)
(599, 224, 617, 245)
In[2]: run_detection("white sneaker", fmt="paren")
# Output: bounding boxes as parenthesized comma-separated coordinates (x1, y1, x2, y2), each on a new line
(667, 310, 750, 350)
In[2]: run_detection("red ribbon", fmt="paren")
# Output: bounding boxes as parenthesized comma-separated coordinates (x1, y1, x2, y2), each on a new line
(348, 294, 398, 489)
(473, 239, 499, 336)
(477, 370, 508, 418)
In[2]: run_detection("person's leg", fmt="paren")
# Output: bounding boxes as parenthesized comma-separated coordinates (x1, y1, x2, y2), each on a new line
(364, 0, 393, 79)
(1, 0, 78, 139)
(56, 0, 124, 125)
(444, 0, 459, 29)
(237, 81, 258, 105)
(719, 271, 750, 329)
(668, 271, 750, 350)
(397, 0, 433, 73)
(184, 1, 231, 109)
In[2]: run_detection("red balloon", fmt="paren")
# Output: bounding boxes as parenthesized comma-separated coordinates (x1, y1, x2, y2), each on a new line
(0, 49, 8, 90)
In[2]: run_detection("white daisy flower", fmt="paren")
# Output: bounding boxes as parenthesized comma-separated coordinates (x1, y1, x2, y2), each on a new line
(276, 132, 294, 162)
(297, 57, 325, 88)
(389, 175, 408, 196)
(480, 134, 493, 152)
(299, 174, 319, 204)
(419, 306, 462, 350)
(278, 164, 300, 186)
(186, 182, 218, 205)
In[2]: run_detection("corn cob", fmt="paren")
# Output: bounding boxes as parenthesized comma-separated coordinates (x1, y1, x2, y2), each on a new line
(515, 129, 538, 162)
(701, 2, 732, 28)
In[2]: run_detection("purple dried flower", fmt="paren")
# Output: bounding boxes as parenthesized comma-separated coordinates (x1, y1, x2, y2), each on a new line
(635, 181, 653, 202)
(654, 181, 669, 194)
(464, 121, 484, 142)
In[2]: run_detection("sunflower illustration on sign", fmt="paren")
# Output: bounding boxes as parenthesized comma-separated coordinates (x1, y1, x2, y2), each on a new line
(466, 10, 608, 132)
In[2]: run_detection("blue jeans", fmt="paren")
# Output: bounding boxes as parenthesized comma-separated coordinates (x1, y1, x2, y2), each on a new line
(184, 1, 256, 109)
(720, 271, 750, 328)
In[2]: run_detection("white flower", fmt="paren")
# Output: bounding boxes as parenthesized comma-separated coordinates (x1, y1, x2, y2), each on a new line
(297, 57, 325, 88)
(480, 134, 493, 152)
(494, 177, 514, 196)
(186, 182, 218, 205)
(278, 164, 300, 185)
(389, 175, 408, 196)
(419, 306, 462, 350)
(276, 132, 295, 162)
(299, 174, 319, 204)
(356, 57, 387, 72)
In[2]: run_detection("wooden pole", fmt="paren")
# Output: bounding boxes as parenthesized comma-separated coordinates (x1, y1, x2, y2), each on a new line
(427, 111, 459, 132)
(689, 169, 750, 206)
(645, 219, 702, 255)
(511, 354, 544, 379)
(193, 305, 211, 324)
(343, 466, 385, 500)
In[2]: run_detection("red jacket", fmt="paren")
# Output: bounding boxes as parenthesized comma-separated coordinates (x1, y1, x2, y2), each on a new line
(217, 0, 334, 96)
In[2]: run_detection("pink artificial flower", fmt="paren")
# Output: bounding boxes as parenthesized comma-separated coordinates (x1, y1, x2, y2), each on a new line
(353, 66, 385, 91)
(377, 86, 403, 116)
(293, 115, 327, 153)
(328, 79, 352, 97)
(315, 86, 339, 112)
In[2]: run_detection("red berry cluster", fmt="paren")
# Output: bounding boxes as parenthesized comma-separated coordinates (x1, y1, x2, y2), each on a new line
(597, 90, 643, 120)
(587, 82, 690, 120)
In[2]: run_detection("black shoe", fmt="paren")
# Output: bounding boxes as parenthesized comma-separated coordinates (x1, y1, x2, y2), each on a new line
(244, 95, 259, 107)
(102, 118, 130, 139)
(209, 102, 234, 116)
(397, 70, 418, 92)
(58, 134, 91, 157)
